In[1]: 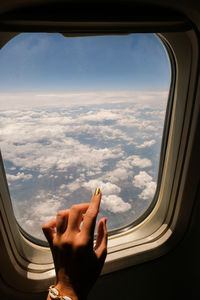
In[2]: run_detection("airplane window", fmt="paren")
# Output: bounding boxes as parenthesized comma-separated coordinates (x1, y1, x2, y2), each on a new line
(0, 33, 170, 241)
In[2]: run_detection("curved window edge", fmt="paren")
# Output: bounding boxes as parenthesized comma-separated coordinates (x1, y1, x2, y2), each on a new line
(0, 25, 199, 294)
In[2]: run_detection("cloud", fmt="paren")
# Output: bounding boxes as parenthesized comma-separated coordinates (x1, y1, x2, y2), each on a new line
(83, 180, 121, 195)
(133, 171, 156, 200)
(0, 96, 165, 236)
(0, 90, 168, 109)
(1, 124, 124, 173)
(79, 109, 120, 122)
(116, 155, 152, 169)
(103, 167, 134, 183)
(15, 193, 62, 239)
(86, 124, 133, 143)
(138, 181, 157, 200)
(131, 156, 152, 168)
(116, 115, 159, 133)
(31, 198, 61, 221)
(7, 172, 32, 182)
(133, 171, 153, 188)
(101, 195, 131, 213)
(60, 178, 84, 193)
(136, 139, 156, 148)
(82, 179, 131, 213)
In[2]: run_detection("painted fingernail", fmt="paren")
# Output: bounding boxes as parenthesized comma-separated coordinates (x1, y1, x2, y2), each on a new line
(94, 187, 100, 195)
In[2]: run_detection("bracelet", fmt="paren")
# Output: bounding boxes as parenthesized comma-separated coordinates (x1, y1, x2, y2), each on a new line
(49, 285, 72, 300)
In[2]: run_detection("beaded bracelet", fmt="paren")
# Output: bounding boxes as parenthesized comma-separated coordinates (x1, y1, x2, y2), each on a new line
(49, 285, 72, 300)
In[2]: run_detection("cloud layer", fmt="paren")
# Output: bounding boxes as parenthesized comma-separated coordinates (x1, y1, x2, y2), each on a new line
(0, 92, 167, 239)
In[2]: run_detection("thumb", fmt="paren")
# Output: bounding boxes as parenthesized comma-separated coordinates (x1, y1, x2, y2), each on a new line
(94, 218, 108, 260)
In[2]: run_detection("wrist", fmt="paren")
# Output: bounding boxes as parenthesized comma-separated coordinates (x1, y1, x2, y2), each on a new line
(54, 283, 80, 300)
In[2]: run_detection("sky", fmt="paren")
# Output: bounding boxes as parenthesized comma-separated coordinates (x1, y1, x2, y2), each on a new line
(0, 33, 171, 241)
(0, 33, 170, 92)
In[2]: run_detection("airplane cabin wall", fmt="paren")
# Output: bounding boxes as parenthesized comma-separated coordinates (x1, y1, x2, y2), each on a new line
(0, 1, 200, 300)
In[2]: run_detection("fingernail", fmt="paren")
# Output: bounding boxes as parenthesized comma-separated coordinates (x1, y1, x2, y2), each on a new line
(94, 187, 100, 195)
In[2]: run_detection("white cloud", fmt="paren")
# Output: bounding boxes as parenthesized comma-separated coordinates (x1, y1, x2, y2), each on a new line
(133, 171, 156, 200)
(62, 178, 83, 193)
(0, 95, 165, 235)
(60, 184, 67, 189)
(131, 156, 152, 168)
(83, 180, 121, 195)
(101, 195, 131, 213)
(116, 155, 152, 169)
(116, 115, 160, 134)
(103, 167, 134, 183)
(0, 90, 168, 110)
(37, 174, 43, 178)
(133, 171, 153, 188)
(7, 172, 32, 182)
(31, 198, 61, 221)
(82, 179, 131, 213)
(116, 115, 139, 128)
(90, 125, 133, 143)
(15, 193, 63, 239)
(144, 124, 158, 132)
(138, 181, 157, 200)
(136, 139, 156, 148)
(1, 126, 123, 173)
(79, 109, 120, 122)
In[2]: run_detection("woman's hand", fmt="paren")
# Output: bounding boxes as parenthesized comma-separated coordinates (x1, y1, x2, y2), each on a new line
(42, 189, 108, 300)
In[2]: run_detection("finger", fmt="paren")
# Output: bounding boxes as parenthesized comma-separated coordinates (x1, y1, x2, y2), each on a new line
(81, 191, 102, 238)
(67, 203, 90, 233)
(56, 210, 69, 235)
(42, 218, 56, 245)
(94, 218, 108, 260)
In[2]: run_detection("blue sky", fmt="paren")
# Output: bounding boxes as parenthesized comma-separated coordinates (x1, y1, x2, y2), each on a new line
(0, 33, 170, 93)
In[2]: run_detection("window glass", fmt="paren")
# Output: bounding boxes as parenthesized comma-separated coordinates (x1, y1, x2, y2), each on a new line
(0, 33, 170, 241)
